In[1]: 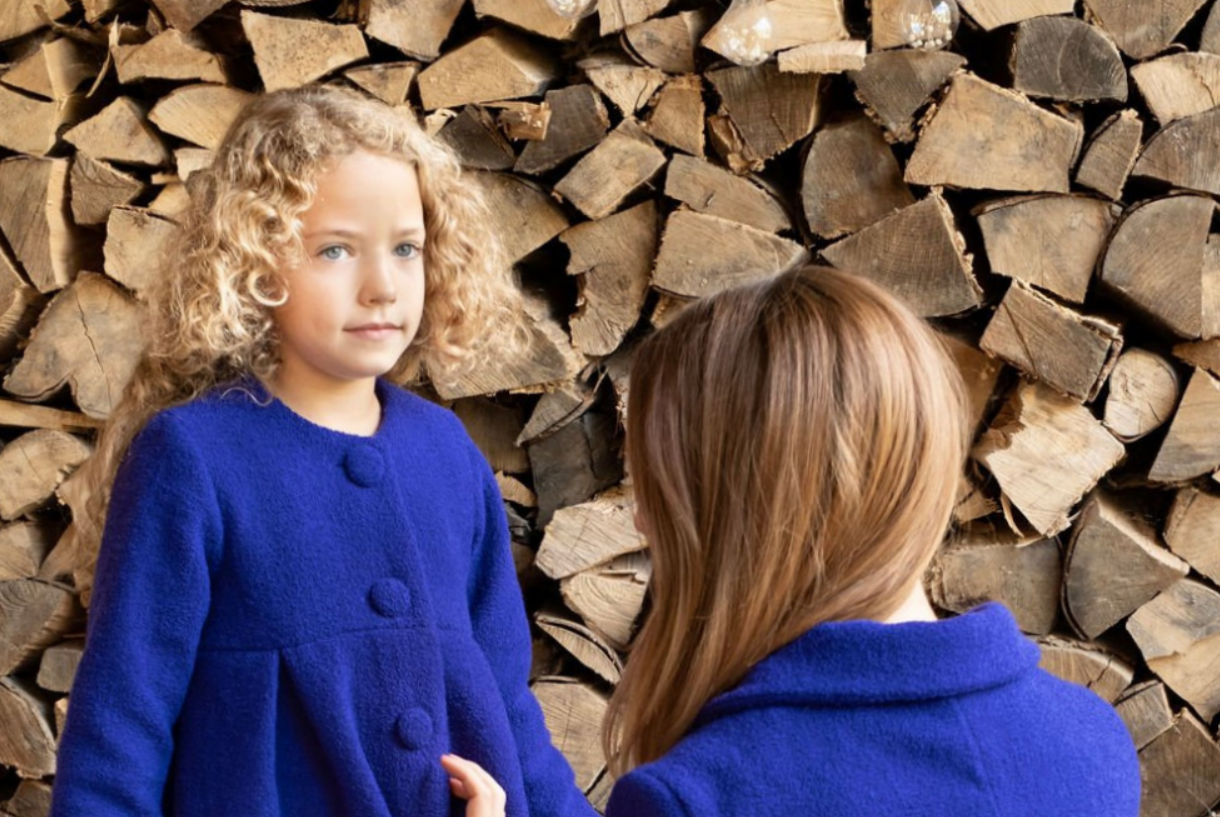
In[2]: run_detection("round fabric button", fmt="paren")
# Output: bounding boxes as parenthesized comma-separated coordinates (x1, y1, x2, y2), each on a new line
(344, 444, 385, 487)
(395, 708, 433, 751)
(368, 578, 412, 618)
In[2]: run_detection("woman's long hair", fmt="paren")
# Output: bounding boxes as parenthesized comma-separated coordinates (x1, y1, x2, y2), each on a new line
(70, 84, 523, 597)
(604, 265, 972, 775)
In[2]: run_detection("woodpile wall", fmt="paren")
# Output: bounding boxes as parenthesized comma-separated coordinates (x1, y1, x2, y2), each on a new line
(0, 0, 1219, 814)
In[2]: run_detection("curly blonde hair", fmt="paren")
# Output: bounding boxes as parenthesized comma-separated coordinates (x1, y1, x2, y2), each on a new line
(71, 84, 523, 595)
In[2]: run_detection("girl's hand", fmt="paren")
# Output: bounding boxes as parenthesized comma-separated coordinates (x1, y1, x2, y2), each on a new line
(440, 753, 507, 817)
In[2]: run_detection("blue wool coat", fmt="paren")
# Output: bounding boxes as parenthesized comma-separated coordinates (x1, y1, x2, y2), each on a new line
(51, 378, 596, 817)
(606, 603, 1141, 817)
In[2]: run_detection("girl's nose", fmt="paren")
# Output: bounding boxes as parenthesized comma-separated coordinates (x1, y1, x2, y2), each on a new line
(362, 254, 398, 304)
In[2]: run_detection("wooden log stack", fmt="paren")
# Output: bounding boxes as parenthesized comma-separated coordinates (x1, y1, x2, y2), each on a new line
(1, 0, 1219, 813)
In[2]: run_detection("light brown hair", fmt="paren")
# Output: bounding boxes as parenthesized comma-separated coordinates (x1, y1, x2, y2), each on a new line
(604, 265, 972, 775)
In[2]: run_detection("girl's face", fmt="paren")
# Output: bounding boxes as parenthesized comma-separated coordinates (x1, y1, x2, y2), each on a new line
(273, 150, 426, 392)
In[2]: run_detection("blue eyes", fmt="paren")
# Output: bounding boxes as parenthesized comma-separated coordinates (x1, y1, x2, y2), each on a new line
(320, 246, 346, 260)
(316, 244, 421, 261)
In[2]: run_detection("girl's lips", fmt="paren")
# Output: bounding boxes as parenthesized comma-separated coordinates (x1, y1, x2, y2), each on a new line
(346, 325, 402, 341)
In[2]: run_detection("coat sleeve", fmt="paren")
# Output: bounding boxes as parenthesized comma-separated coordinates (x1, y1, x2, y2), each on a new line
(605, 769, 690, 817)
(51, 413, 221, 817)
(464, 447, 598, 817)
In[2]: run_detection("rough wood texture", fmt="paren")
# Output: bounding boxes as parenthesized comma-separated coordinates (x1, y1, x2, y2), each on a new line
(940, 332, 1003, 432)
(802, 115, 914, 240)
(871, 0, 958, 49)
(0, 0, 72, 42)
(972, 381, 1125, 536)
(536, 489, 644, 579)
(778, 40, 866, 74)
(1133, 107, 1220, 197)
(1083, 0, 1208, 60)
(366, 0, 464, 62)
(581, 57, 665, 117)
(929, 534, 1061, 634)
(0, 84, 64, 157)
(598, 0, 671, 36)
(1114, 681, 1174, 750)
(0, 580, 80, 676)
(0, 432, 91, 521)
(64, 96, 171, 166)
(452, 399, 530, 474)
(665, 154, 789, 233)
(562, 201, 657, 357)
(103, 206, 179, 295)
(1103, 349, 1180, 442)
(1101, 195, 1214, 339)
(69, 154, 145, 227)
(2, 779, 54, 817)
(705, 62, 822, 171)
(36, 638, 82, 693)
(976, 195, 1117, 304)
(515, 85, 609, 175)
(5, 37, 96, 102)
(1127, 579, 1220, 721)
(417, 29, 559, 110)
(0, 677, 57, 778)
(822, 193, 981, 318)
(1037, 637, 1134, 703)
(469, 171, 569, 264)
(851, 49, 965, 142)
(553, 120, 667, 220)
(979, 281, 1122, 402)
(1131, 53, 1220, 125)
(1149, 368, 1220, 483)
(242, 11, 367, 93)
(907, 74, 1082, 192)
(473, 0, 584, 41)
(345, 62, 418, 107)
(149, 0, 227, 32)
(527, 411, 623, 527)
(624, 10, 709, 74)
(560, 553, 649, 648)
(1063, 493, 1189, 639)
(437, 106, 516, 171)
(532, 678, 608, 793)
(113, 29, 226, 85)
(653, 210, 806, 298)
(1164, 487, 1220, 586)
(641, 75, 705, 157)
(1010, 16, 1126, 102)
(5, 273, 146, 420)
(535, 611, 623, 684)
(518, 385, 595, 446)
(1137, 710, 1220, 817)
(0, 157, 84, 294)
(148, 84, 254, 151)
(0, 524, 58, 582)
(1075, 109, 1142, 200)
(958, 0, 1074, 29)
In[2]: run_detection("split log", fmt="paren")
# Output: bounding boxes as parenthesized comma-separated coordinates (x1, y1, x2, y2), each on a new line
(624, 10, 709, 74)
(2, 779, 53, 817)
(778, 40, 867, 74)
(1082, 0, 1208, 61)
(536, 488, 644, 579)
(1148, 368, 1220, 483)
(850, 49, 964, 143)
(560, 552, 649, 649)
(1009, 16, 1126, 103)
(957, 0, 1074, 30)
(586, 772, 615, 813)
(938, 332, 1003, 432)
(150, 0, 227, 32)
(1174, 338, 1220, 377)
(972, 381, 1125, 536)
(496, 472, 537, 508)
(953, 476, 999, 524)
(1075, 109, 1142, 200)
(821, 193, 981, 318)
(1164, 488, 1220, 585)
(641, 75, 704, 157)
(515, 85, 609, 176)
(1063, 492, 1189, 639)
(0, 579, 80, 675)
(652, 210, 806, 299)
(344, 61, 418, 107)
(906, 74, 1083, 193)
(0, 0, 72, 42)
(1103, 349, 1180, 442)
(0, 523, 58, 582)
(1205, 1, 1220, 55)
(976, 195, 1117, 304)
(495, 101, 552, 140)
(979, 281, 1122, 402)
(535, 610, 623, 684)
(528, 412, 623, 527)
(417, 29, 559, 111)
(562, 200, 657, 357)
(0, 255, 41, 366)
(1126, 579, 1220, 721)
(70, 154, 145, 227)
(174, 148, 213, 182)
(871, 0, 955, 49)
(472, 0, 584, 41)
(598, 0, 670, 36)
(6, 273, 146, 420)
(762, 0, 849, 50)
(452, 398, 530, 474)
(437, 106, 516, 171)
(468, 172, 569, 264)
(0, 677, 57, 778)
(1132, 107, 1220, 197)
(580, 56, 665, 117)
(148, 84, 254, 151)
(37, 637, 83, 693)
(801, 115, 914, 240)
(365, 0, 463, 62)
(665, 154, 789, 233)
(1138, 710, 1220, 817)
(0, 431, 92, 520)
(148, 183, 191, 218)
(4, 37, 96, 101)
(517, 384, 595, 446)
(1114, 681, 1174, 750)
(241, 11, 367, 93)
(1100, 195, 1214, 339)
(553, 120, 666, 220)
(113, 28, 226, 84)
(54, 697, 68, 739)
(1131, 53, 1220, 125)
(0, 84, 66, 157)
(63, 96, 171, 166)
(0, 157, 86, 294)
(705, 62, 822, 172)
(103, 206, 179, 295)
(929, 532, 1061, 635)
(532, 677, 608, 793)
(0, 400, 101, 434)
(1036, 637, 1134, 703)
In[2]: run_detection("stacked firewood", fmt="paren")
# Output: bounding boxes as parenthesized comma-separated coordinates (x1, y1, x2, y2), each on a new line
(1, 0, 1219, 813)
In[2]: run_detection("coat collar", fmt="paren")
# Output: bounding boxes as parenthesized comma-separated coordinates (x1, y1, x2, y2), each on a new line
(696, 603, 1040, 725)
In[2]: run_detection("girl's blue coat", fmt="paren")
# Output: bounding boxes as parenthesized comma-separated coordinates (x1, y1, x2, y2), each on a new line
(51, 379, 596, 817)
(606, 603, 1141, 817)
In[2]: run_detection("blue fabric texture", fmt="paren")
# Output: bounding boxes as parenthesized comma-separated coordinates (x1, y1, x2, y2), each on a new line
(606, 603, 1141, 817)
(50, 377, 596, 817)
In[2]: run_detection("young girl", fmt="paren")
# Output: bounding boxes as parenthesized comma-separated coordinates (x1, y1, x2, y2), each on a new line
(603, 266, 1141, 816)
(50, 85, 595, 817)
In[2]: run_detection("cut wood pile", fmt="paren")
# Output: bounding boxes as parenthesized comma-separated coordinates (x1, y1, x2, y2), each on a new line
(1, 0, 1219, 813)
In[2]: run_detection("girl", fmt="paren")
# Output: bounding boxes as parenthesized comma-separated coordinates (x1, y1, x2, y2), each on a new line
(50, 85, 595, 817)
(604, 266, 1141, 816)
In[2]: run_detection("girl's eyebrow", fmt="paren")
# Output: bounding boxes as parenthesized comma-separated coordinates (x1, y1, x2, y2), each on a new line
(304, 227, 427, 239)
